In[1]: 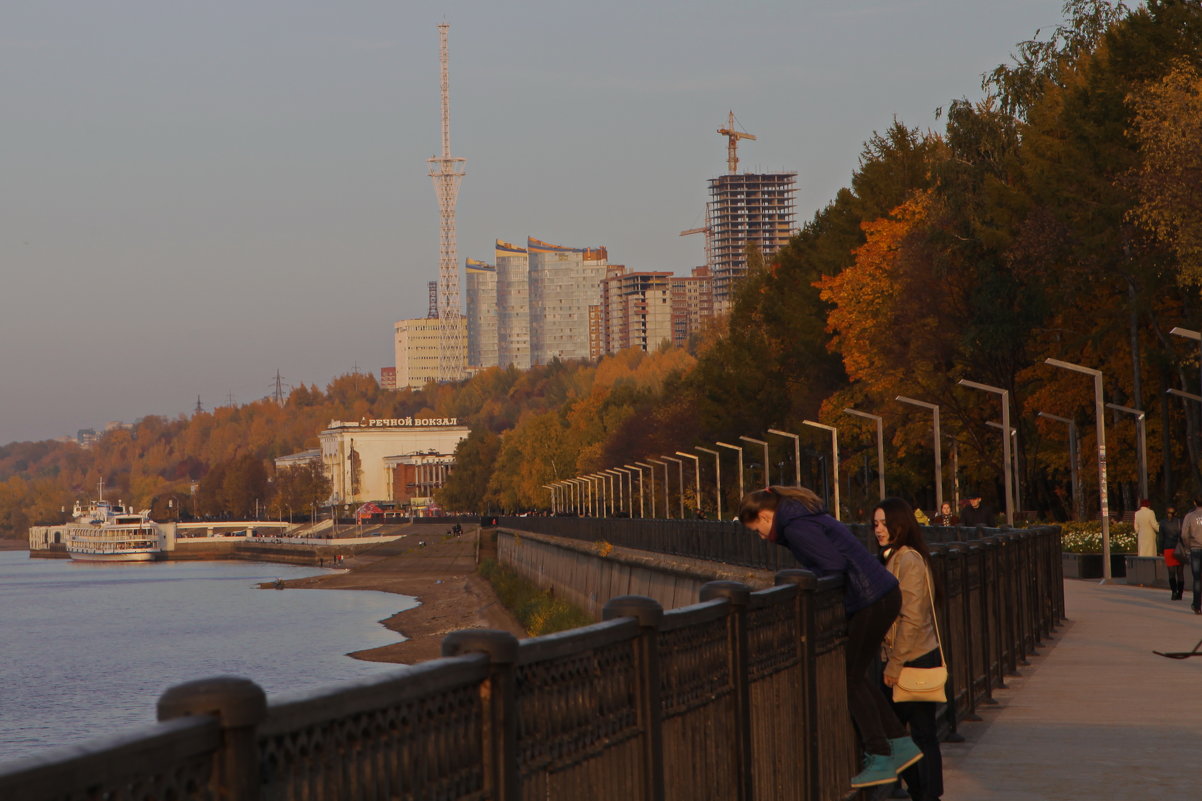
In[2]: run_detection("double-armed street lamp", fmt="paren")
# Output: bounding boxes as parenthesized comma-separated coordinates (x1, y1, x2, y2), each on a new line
(676, 452, 702, 518)
(739, 436, 770, 487)
(696, 447, 723, 520)
(957, 378, 1015, 527)
(1105, 403, 1148, 500)
(896, 396, 943, 512)
(801, 420, 840, 520)
(844, 409, 885, 500)
(1037, 412, 1084, 521)
(766, 429, 801, 486)
(1044, 358, 1111, 581)
(715, 442, 745, 501)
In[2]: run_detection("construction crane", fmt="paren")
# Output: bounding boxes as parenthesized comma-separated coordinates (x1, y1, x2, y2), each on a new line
(680, 225, 712, 271)
(716, 111, 755, 174)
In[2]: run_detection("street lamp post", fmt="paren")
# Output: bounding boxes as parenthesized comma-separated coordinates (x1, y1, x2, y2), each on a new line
(664, 456, 685, 519)
(739, 436, 770, 487)
(1038, 412, 1084, 521)
(593, 473, 610, 518)
(635, 462, 656, 519)
(844, 409, 885, 500)
(986, 422, 1022, 516)
(676, 452, 702, 518)
(650, 458, 672, 519)
(958, 379, 1015, 527)
(801, 421, 840, 520)
(896, 396, 943, 512)
(767, 429, 801, 486)
(715, 442, 745, 501)
(624, 464, 645, 518)
(696, 447, 722, 520)
(1045, 359, 1110, 581)
(1106, 403, 1148, 501)
(605, 469, 625, 516)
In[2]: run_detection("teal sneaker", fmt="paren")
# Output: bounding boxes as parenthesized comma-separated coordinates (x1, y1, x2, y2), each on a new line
(888, 736, 924, 773)
(850, 752, 897, 788)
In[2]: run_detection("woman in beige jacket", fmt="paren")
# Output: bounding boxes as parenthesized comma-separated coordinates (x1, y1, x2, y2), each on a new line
(874, 497, 943, 801)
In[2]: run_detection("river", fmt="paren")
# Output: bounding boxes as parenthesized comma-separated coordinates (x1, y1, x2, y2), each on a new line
(0, 551, 415, 764)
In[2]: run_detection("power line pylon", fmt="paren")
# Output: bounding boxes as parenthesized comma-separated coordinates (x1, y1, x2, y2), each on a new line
(716, 110, 756, 174)
(429, 22, 466, 383)
(272, 370, 287, 405)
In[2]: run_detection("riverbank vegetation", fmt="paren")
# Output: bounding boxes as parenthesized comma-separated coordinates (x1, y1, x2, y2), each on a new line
(478, 559, 594, 636)
(4, 2, 1202, 533)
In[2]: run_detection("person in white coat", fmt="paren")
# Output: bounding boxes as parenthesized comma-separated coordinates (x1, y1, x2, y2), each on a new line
(1134, 499, 1159, 558)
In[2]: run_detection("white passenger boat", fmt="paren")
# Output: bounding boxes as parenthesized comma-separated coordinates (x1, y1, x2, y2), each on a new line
(63, 499, 163, 562)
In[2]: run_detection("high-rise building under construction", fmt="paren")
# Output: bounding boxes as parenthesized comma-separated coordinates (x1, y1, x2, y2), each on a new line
(707, 171, 797, 311)
(693, 112, 798, 313)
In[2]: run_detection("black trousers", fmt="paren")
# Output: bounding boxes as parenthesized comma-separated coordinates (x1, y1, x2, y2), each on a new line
(846, 586, 905, 755)
(886, 648, 944, 801)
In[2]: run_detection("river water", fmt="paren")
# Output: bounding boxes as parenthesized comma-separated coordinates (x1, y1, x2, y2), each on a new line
(0, 551, 416, 764)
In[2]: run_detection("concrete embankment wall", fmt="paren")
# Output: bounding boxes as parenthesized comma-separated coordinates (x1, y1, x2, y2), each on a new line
(497, 528, 774, 619)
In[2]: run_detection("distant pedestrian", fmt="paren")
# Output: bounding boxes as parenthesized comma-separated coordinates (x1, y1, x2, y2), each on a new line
(958, 493, 993, 527)
(739, 486, 921, 790)
(874, 497, 944, 801)
(1159, 506, 1184, 601)
(1180, 498, 1202, 614)
(930, 502, 959, 527)
(1134, 499, 1159, 558)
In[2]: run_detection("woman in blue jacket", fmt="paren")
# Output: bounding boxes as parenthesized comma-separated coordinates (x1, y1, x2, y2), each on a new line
(740, 486, 921, 789)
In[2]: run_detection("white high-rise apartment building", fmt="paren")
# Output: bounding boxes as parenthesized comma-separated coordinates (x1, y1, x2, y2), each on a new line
(527, 237, 609, 364)
(465, 258, 498, 368)
(495, 240, 531, 370)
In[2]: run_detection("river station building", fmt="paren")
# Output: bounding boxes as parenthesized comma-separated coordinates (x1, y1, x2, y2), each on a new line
(318, 418, 469, 511)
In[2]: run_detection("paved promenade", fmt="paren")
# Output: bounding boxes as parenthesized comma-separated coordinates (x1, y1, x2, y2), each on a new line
(941, 578, 1200, 799)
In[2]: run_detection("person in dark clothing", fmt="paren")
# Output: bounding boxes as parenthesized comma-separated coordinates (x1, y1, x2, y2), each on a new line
(740, 486, 922, 790)
(958, 493, 993, 527)
(1159, 506, 1184, 601)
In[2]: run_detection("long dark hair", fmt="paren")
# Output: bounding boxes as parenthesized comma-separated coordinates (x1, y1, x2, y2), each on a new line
(738, 485, 823, 525)
(875, 497, 940, 602)
(874, 497, 931, 562)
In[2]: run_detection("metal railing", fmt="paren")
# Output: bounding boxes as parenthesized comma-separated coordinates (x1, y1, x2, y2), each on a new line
(1, 522, 1062, 801)
(494, 517, 1064, 737)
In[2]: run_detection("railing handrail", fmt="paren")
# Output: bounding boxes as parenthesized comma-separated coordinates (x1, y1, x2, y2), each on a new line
(2, 519, 1063, 801)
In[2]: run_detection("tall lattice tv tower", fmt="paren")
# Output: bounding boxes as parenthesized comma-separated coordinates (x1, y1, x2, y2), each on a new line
(429, 22, 466, 382)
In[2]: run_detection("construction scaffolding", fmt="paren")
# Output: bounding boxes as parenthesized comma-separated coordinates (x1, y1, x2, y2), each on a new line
(706, 171, 797, 310)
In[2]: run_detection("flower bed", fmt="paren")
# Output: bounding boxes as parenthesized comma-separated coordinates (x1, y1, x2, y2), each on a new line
(1058, 521, 1136, 554)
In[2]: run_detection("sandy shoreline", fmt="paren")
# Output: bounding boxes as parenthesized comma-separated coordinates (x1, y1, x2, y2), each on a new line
(270, 526, 525, 664)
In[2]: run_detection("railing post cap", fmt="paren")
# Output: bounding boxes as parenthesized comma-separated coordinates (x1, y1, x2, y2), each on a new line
(157, 676, 267, 727)
(774, 568, 817, 589)
(441, 629, 520, 664)
(603, 595, 664, 627)
(699, 580, 751, 606)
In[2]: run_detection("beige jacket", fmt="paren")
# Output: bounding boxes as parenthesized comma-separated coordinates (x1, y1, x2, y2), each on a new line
(881, 546, 940, 681)
(1134, 506, 1160, 557)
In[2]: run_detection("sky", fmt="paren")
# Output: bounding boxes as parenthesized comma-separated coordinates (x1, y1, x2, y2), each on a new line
(0, 0, 1063, 445)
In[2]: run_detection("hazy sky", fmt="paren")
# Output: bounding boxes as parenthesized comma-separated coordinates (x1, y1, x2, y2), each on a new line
(1, 0, 1060, 445)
